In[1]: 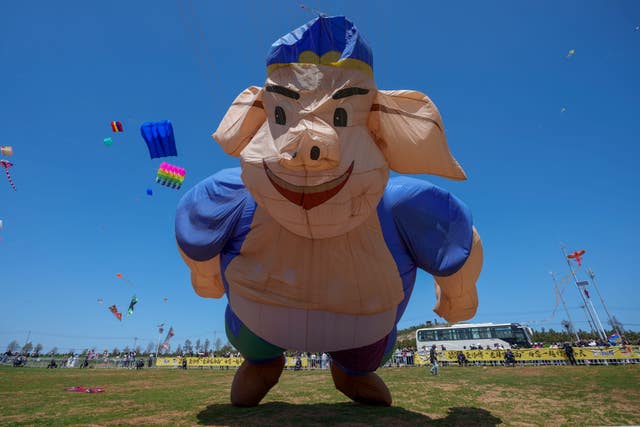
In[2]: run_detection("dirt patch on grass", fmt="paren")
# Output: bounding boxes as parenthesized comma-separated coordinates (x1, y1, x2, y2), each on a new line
(476, 389, 513, 405)
(481, 366, 550, 376)
(0, 414, 34, 424)
(431, 382, 465, 392)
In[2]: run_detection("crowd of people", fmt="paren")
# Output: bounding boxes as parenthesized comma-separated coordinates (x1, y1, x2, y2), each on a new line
(4, 337, 639, 372)
(2, 349, 154, 370)
(287, 352, 332, 370)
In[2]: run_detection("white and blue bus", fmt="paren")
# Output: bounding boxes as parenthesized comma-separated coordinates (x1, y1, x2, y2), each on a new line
(415, 323, 534, 351)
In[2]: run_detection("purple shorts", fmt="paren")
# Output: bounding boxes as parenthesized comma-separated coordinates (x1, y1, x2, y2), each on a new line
(329, 334, 390, 375)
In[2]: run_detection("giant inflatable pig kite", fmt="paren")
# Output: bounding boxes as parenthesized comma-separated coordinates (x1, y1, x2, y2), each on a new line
(176, 16, 483, 407)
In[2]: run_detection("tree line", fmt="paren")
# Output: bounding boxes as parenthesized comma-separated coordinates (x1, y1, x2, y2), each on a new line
(6, 326, 638, 358)
(4, 337, 236, 358)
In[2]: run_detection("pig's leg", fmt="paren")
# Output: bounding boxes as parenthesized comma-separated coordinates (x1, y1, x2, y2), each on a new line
(225, 305, 286, 407)
(231, 356, 285, 407)
(329, 335, 392, 406)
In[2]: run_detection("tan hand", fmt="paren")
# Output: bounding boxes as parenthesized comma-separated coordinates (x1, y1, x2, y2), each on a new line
(432, 227, 483, 322)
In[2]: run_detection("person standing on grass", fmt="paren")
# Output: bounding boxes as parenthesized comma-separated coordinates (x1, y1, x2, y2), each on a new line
(429, 344, 439, 376)
(564, 342, 577, 366)
(321, 352, 328, 370)
(504, 349, 516, 367)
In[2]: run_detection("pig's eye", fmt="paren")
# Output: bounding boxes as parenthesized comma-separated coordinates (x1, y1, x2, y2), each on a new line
(334, 108, 347, 127)
(274, 106, 286, 125)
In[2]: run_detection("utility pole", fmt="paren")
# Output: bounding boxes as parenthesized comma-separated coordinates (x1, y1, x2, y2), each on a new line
(550, 272, 579, 341)
(577, 280, 607, 341)
(587, 268, 622, 339)
(561, 245, 607, 341)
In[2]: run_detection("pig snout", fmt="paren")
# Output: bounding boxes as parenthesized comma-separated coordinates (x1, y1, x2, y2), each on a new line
(279, 117, 340, 171)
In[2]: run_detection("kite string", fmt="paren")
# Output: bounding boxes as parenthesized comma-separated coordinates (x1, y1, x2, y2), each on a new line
(175, 0, 220, 95)
(522, 267, 581, 325)
(299, 2, 328, 17)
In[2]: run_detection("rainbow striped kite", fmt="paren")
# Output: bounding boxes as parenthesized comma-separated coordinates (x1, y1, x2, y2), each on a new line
(110, 121, 124, 133)
(156, 162, 185, 189)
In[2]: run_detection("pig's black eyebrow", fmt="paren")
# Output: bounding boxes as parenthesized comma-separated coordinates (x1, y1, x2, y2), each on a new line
(266, 85, 300, 99)
(332, 87, 370, 100)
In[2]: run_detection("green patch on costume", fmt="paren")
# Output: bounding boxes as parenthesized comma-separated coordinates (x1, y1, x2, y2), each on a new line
(225, 320, 285, 362)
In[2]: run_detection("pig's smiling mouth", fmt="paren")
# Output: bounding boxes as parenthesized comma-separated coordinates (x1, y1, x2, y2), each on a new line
(263, 160, 355, 210)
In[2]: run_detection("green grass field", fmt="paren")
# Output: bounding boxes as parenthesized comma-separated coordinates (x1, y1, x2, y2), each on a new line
(1, 365, 639, 426)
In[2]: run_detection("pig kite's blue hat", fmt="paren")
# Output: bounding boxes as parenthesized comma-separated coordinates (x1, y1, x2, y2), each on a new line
(266, 16, 373, 78)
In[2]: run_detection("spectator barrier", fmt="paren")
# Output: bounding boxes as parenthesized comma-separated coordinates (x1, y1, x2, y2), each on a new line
(3, 346, 639, 369)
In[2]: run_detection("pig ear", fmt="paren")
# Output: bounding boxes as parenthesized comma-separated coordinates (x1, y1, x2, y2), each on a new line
(368, 90, 466, 180)
(212, 86, 266, 156)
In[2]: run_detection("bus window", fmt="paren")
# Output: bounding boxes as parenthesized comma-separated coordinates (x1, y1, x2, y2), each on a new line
(452, 328, 471, 340)
(511, 327, 532, 347)
(470, 327, 490, 339)
(491, 326, 512, 339)
(434, 329, 449, 341)
(417, 330, 435, 341)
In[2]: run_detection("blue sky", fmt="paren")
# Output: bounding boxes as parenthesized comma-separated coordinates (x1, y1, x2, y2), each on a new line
(1, 0, 639, 354)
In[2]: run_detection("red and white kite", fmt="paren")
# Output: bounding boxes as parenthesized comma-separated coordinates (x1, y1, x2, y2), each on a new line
(108, 304, 122, 321)
(567, 249, 586, 266)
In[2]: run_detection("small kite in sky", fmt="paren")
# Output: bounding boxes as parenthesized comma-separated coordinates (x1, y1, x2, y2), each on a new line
(567, 249, 586, 266)
(109, 304, 122, 321)
(127, 295, 139, 316)
(111, 121, 124, 133)
(97, 298, 103, 304)
(115, 273, 134, 286)
(103, 137, 113, 147)
(635, 25, 639, 31)
(0, 159, 16, 191)
(140, 120, 177, 158)
(156, 162, 185, 189)
(161, 326, 175, 351)
(146, 188, 153, 196)
(162, 297, 168, 303)
(561, 107, 567, 113)
(566, 49, 575, 59)
(1, 146, 13, 156)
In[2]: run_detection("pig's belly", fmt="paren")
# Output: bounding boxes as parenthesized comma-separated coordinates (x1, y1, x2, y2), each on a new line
(224, 207, 404, 312)
(228, 288, 396, 351)
(223, 207, 404, 351)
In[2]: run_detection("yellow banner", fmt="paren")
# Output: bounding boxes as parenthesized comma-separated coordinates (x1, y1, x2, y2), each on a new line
(155, 356, 317, 368)
(285, 357, 309, 368)
(156, 346, 640, 367)
(186, 357, 243, 367)
(155, 357, 244, 367)
(155, 357, 181, 367)
(413, 346, 640, 364)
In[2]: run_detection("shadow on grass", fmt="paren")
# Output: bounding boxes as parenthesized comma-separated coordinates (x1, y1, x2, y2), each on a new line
(197, 402, 502, 426)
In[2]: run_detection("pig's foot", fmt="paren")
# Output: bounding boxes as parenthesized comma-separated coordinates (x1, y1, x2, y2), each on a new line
(230, 355, 285, 407)
(330, 363, 392, 406)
